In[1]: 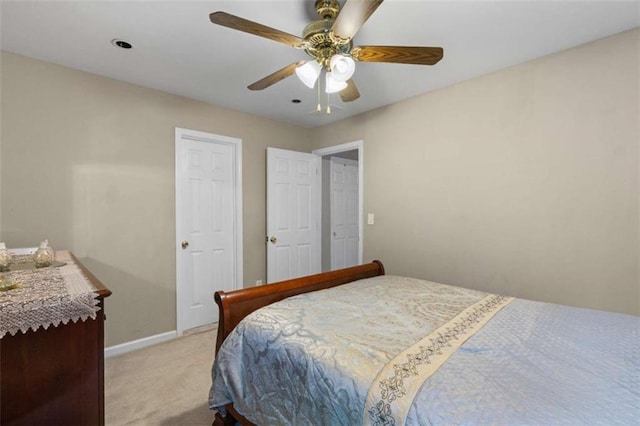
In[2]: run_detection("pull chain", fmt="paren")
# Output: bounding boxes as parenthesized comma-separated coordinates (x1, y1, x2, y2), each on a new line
(314, 71, 335, 115)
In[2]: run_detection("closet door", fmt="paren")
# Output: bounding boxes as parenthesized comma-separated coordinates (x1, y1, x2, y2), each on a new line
(330, 156, 359, 269)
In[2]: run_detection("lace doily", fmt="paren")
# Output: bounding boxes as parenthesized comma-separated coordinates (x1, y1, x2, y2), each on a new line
(0, 251, 101, 339)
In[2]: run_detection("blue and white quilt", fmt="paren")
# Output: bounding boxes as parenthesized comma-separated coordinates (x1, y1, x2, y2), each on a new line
(209, 275, 640, 425)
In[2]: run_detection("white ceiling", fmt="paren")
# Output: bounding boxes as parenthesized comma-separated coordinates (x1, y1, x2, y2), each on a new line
(1, 1, 638, 128)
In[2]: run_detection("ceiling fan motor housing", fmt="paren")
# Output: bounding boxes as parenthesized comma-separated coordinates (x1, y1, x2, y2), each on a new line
(303, 2, 352, 67)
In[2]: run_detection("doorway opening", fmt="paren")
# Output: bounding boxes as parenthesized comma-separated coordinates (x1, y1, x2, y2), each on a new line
(313, 141, 363, 272)
(266, 141, 363, 282)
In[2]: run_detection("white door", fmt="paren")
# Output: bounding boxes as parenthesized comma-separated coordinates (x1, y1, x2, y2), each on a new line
(330, 157, 360, 269)
(175, 128, 242, 334)
(266, 147, 321, 283)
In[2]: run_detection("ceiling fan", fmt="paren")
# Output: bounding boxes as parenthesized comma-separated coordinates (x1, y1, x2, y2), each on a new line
(210, 0, 444, 103)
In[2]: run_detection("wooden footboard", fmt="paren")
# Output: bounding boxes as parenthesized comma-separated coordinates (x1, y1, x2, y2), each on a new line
(211, 261, 385, 426)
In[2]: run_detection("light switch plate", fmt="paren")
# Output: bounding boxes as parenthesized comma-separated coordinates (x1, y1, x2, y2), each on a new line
(367, 213, 375, 225)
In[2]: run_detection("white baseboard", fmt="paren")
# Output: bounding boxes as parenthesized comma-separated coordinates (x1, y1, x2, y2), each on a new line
(105, 330, 177, 358)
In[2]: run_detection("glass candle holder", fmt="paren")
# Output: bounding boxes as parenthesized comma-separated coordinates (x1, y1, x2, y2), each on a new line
(34, 240, 55, 268)
(0, 243, 12, 272)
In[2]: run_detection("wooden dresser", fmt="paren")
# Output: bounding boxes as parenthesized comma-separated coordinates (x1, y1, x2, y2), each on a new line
(0, 254, 111, 425)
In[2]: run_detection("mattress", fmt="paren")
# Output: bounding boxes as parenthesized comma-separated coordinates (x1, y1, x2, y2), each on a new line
(209, 275, 640, 425)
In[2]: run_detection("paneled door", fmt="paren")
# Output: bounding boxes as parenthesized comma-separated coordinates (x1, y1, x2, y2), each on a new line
(175, 128, 242, 334)
(330, 156, 359, 269)
(266, 148, 321, 283)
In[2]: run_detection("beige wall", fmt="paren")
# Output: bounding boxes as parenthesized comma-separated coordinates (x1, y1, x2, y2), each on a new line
(0, 51, 312, 345)
(311, 29, 639, 316)
(1, 28, 638, 348)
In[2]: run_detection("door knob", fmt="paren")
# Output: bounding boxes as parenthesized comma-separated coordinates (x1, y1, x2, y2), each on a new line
(269, 236, 277, 244)
(181, 240, 189, 249)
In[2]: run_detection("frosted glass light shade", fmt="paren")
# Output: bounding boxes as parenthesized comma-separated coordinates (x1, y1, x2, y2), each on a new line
(295, 61, 322, 88)
(325, 72, 348, 93)
(329, 55, 356, 82)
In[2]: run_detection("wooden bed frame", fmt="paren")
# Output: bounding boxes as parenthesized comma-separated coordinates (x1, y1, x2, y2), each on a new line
(211, 260, 386, 426)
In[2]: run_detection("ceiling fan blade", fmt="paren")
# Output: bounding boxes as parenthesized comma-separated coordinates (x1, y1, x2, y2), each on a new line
(353, 46, 444, 65)
(210, 12, 305, 48)
(331, 0, 384, 43)
(248, 62, 304, 91)
(340, 79, 360, 102)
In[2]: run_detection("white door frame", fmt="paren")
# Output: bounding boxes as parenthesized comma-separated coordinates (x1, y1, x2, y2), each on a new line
(312, 140, 363, 266)
(175, 127, 243, 336)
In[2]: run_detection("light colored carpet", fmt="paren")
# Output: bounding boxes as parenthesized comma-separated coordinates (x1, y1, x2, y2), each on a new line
(105, 325, 217, 425)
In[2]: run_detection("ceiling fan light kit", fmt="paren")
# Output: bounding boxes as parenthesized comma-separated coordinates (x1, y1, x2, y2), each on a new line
(210, 0, 443, 107)
(296, 55, 354, 92)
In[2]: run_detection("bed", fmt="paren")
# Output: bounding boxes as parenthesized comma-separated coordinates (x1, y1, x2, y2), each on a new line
(209, 261, 639, 425)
